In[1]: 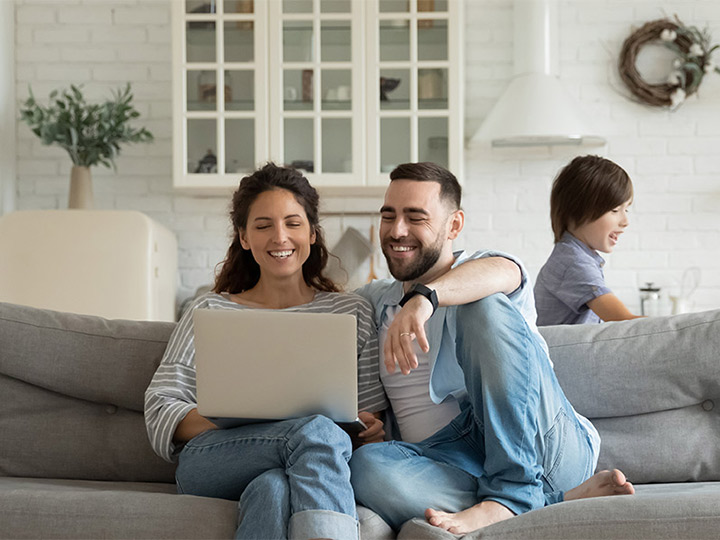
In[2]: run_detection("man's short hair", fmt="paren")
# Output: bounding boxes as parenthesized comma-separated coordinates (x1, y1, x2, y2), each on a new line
(550, 155, 633, 242)
(389, 162, 462, 210)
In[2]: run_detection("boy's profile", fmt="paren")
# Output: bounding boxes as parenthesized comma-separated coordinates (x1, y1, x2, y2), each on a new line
(534, 155, 642, 325)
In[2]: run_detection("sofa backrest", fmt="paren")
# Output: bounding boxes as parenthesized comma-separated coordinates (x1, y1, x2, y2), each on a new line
(0, 302, 177, 483)
(4, 300, 718, 486)
(540, 309, 720, 484)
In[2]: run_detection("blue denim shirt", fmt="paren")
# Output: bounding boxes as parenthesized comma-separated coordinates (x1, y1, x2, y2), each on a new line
(356, 249, 548, 405)
(534, 232, 612, 326)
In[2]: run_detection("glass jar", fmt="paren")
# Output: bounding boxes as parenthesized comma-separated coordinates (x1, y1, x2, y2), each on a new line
(639, 282, 661, 316)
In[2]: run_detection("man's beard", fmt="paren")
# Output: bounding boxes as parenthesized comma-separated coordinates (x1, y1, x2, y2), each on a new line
(382, 236, 444, 282)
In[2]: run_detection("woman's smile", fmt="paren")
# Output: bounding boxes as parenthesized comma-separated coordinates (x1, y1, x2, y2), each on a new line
(240, 189, 316, 281)
(269, 249, 295, 259)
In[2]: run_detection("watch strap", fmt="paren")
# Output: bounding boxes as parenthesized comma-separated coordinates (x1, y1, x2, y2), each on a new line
(399, 283, 438, 314)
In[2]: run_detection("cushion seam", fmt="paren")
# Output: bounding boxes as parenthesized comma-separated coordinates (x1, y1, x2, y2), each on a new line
(590, 397, 720, 420)
(0, 315, 172, 344)
(547, 318, 720, 350)
(487, 513, 720, 534)
(0, 371, 145, 411)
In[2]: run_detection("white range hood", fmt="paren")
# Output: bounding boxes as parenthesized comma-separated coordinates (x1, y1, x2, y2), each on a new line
(471, 0, 605, 147)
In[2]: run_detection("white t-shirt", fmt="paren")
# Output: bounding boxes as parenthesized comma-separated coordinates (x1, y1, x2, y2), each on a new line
(379, 305, 461, 443)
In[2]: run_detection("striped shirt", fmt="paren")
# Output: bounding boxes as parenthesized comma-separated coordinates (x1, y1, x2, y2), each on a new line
(144, 291, 388, 462)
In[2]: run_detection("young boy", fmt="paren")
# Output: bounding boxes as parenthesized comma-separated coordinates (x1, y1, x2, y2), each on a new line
(535, 155, 642, 325)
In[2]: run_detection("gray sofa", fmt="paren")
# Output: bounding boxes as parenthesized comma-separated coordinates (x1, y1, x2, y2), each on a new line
(1, 301, 718, 539)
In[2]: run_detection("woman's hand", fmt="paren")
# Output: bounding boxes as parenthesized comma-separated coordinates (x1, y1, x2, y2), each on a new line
(357, 411, 385, 445)
(173, 408, 219, 443)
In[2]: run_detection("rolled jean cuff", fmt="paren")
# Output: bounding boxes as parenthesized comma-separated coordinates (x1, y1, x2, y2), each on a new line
(483, 496, 527, 517)
(544, 490, 564, 506)
(288, 509, 358, 540)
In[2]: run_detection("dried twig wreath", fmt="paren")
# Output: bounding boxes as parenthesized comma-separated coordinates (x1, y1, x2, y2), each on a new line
(618, 17, 720, 109)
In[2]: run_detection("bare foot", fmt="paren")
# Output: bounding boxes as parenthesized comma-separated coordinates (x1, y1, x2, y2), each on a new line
(565, 469, 635, 501)
(425, 500, 514, 535)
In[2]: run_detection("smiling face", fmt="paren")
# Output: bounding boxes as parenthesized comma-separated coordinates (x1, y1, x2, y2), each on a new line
(239, 188, 316, 282)
(379, 179, 463, 283)
(570, 199, 631, 253)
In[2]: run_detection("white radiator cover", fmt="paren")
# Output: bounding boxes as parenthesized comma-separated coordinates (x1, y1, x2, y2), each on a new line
(0, 210, 177, 321)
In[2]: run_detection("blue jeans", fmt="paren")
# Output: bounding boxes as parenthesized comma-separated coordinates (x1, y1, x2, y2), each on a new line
(176, 415, 359, 539)
(350, 294, 594, 531)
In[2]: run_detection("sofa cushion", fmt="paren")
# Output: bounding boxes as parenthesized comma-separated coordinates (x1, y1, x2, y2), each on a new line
(539, 309, 720, 483)
(1, 373, 176, 482)
(0, 477, 237, 539)
(0, 301, 175, 410)
(358, 505, 396, 540)
(0, 302, 176, 482)
(397, 482, 720, 539)
(0, 478, 395, 540)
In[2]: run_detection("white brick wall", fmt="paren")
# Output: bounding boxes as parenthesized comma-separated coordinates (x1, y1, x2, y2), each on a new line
(13, 0, 720, 314)
(464, 0, 720, 314)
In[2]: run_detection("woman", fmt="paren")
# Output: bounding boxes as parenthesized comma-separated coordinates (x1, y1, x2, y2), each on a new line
(145, 163, 388, 539)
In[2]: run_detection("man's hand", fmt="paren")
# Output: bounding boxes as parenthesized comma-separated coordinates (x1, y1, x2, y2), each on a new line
(357, 411, 385, 444)
(382, 257, 521, 375)
(384, 294, 433, 375)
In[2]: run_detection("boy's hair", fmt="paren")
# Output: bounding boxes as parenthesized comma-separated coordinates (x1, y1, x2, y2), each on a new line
(389, 162, 462, 210)
(550, 155, 633, 242)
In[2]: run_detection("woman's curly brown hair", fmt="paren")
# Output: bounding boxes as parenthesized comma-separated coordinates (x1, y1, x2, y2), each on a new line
(213, 163, 339, 294)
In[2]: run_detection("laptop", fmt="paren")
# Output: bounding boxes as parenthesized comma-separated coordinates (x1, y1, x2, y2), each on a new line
(193, 308, 365, 432)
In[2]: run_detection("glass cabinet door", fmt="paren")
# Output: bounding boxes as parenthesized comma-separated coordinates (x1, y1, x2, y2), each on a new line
(173, 0, 461, 191)
(174, 0, 267, 188)
(368, 0, 461, 186)
(268, 0, 362, 187)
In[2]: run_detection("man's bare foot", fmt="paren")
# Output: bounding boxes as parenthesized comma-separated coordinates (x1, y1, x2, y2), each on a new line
(423, 470, 632, 534)
(425, 500, 514, 535)
(565, 469, 635, 501)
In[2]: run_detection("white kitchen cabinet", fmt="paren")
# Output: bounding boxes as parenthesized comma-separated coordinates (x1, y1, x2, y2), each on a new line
(172, 0, 463, 193)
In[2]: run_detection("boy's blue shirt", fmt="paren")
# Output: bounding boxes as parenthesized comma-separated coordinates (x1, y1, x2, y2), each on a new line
(355, 249, 548, 404)
(534, 232, 612, 326)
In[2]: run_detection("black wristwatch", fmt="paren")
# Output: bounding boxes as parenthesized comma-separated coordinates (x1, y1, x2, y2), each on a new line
(399, 283, 439, 315)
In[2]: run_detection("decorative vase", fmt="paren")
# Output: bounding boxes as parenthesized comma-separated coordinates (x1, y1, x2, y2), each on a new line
(68, 166, 94, 209)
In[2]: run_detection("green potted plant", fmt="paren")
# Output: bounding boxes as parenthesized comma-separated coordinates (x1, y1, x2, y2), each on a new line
(19, 83, 153, 209)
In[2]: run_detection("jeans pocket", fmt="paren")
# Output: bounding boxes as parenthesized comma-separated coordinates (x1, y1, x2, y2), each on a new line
(423, 406, 478, 449)
(542, 408, 591, 493)
(175, 474, 185, 495)
(420, 409, 485, 478)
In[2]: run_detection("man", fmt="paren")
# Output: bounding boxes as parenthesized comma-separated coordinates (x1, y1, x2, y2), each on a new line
(351, 162, 633, 535)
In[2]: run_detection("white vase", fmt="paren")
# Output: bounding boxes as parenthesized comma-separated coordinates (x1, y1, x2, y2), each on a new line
(68, 166, 93, 209)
